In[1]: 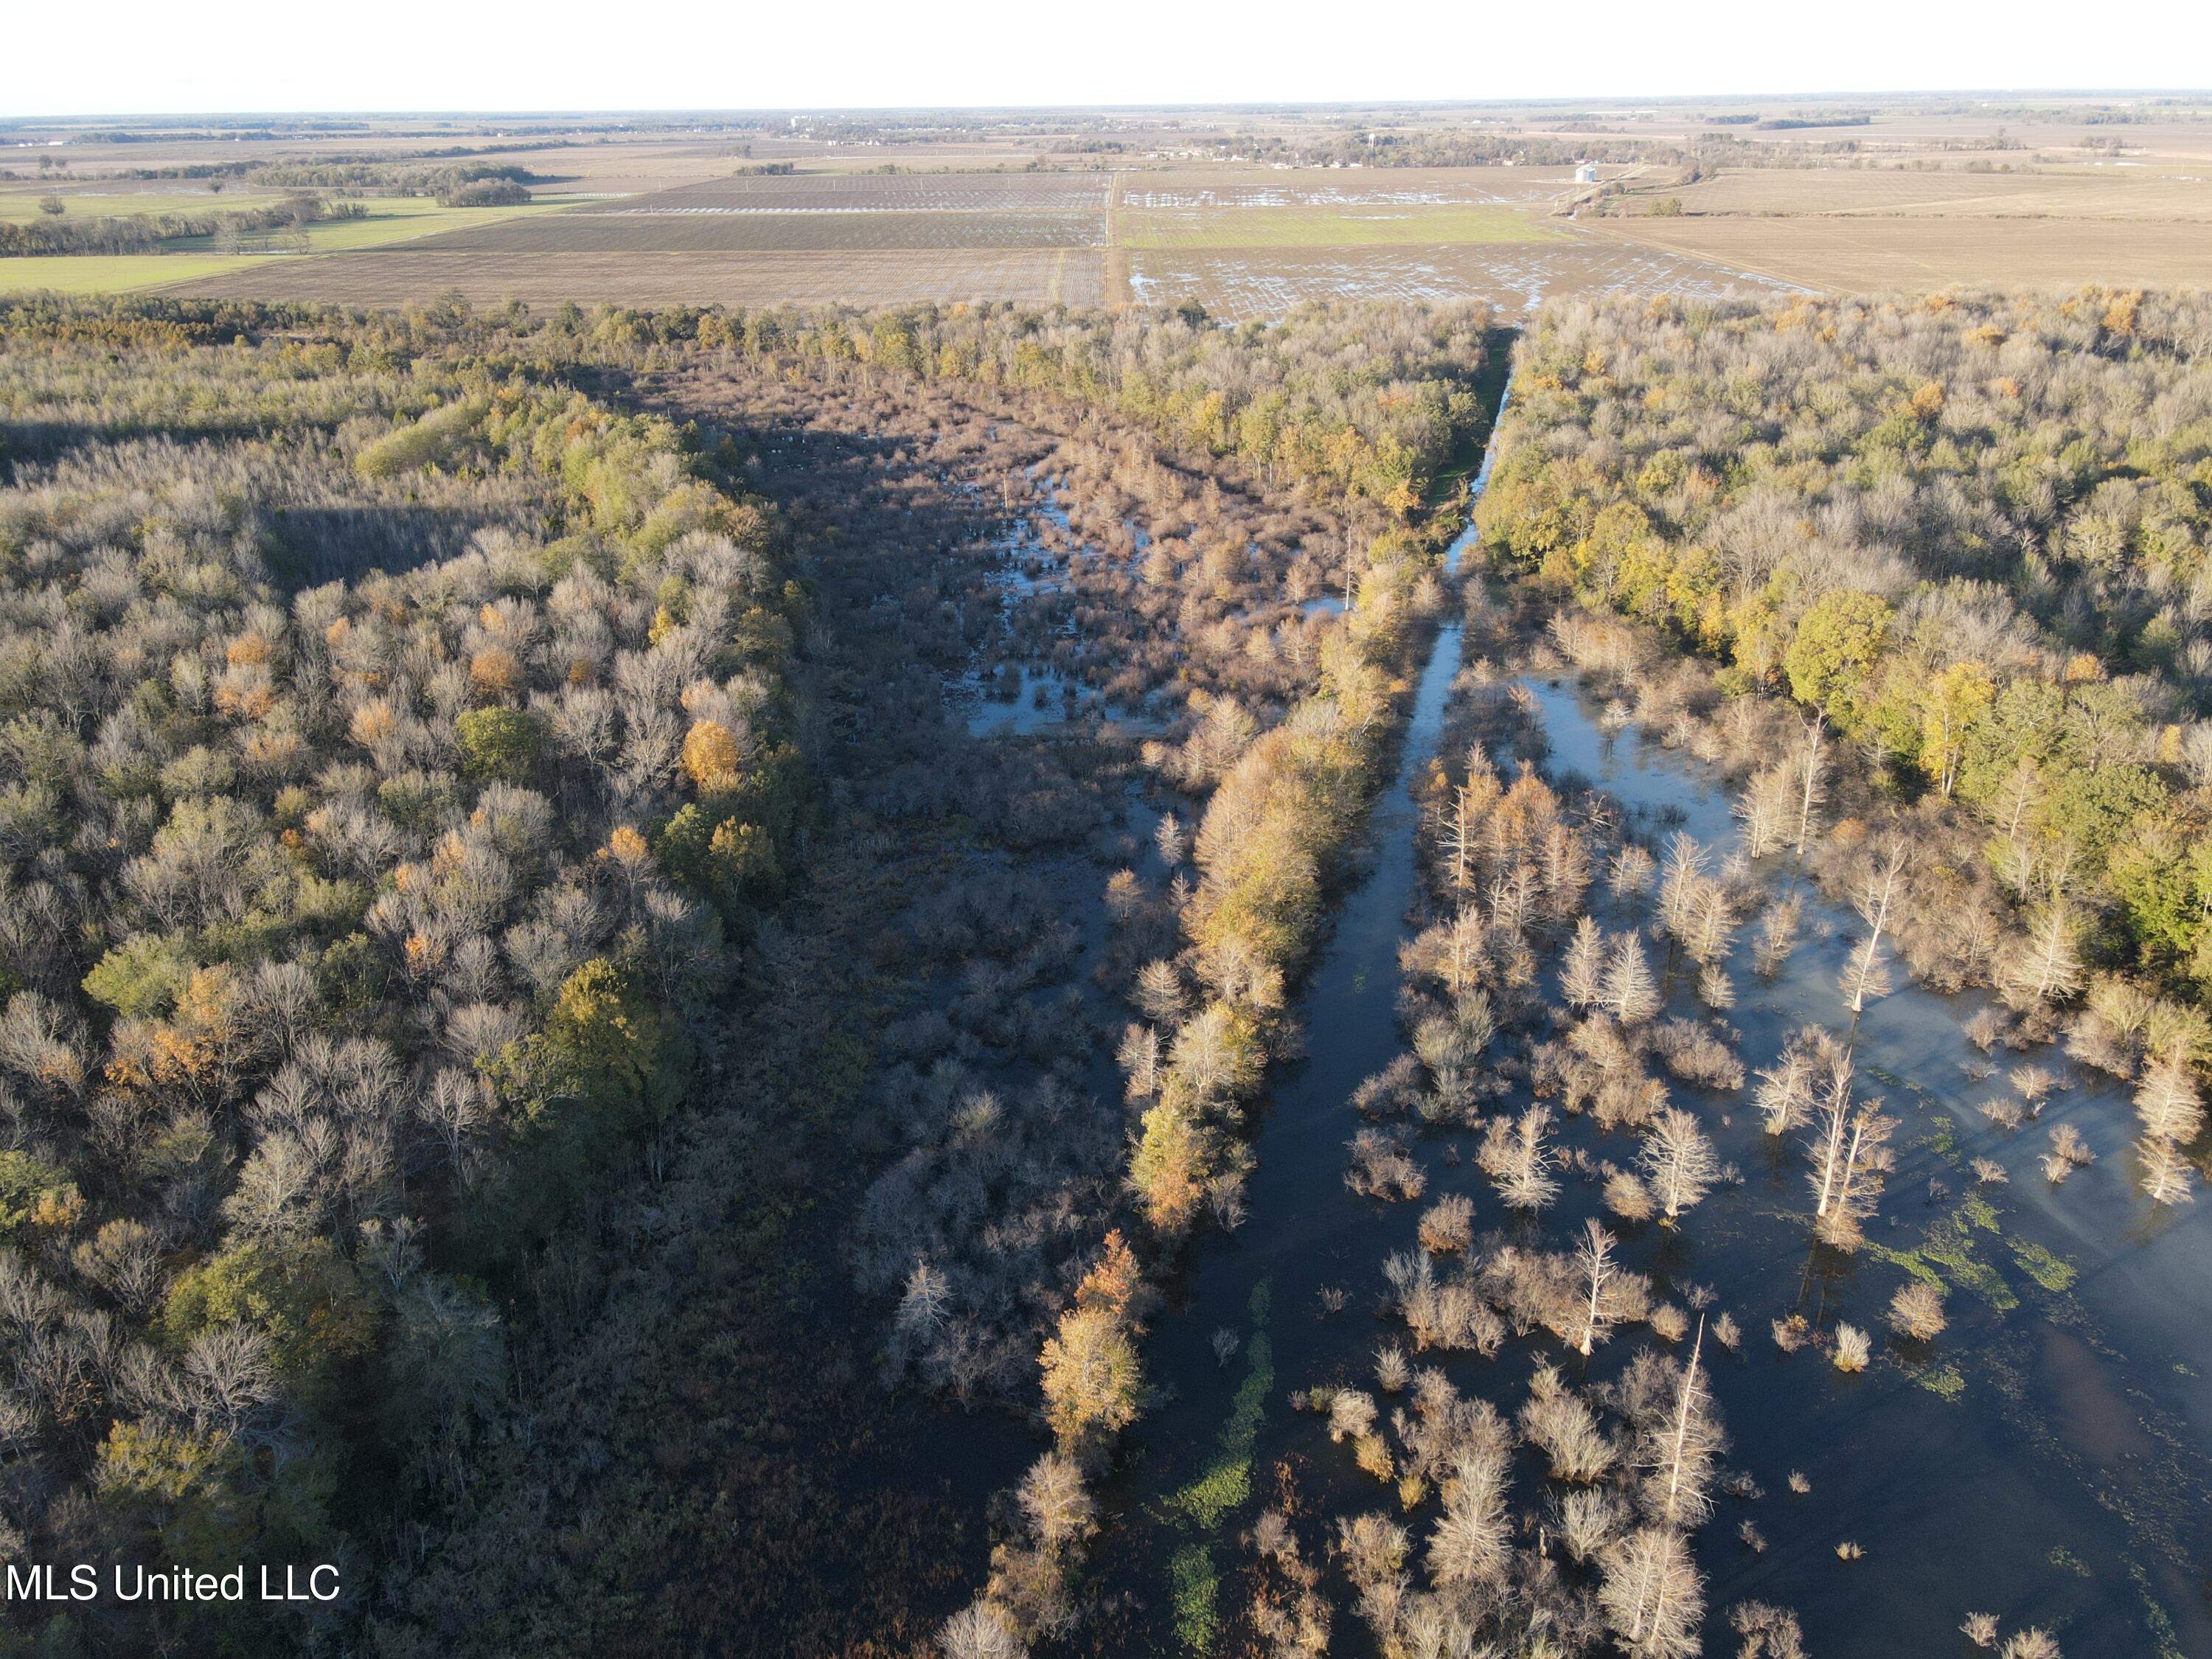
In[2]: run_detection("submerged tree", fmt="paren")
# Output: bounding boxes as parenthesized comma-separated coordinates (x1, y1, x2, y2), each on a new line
(1039, 1304, 1142, 1461)
(1840, 840, 1907, 1018)
(1561, 916, 1607, 1011)
(1790, 719, 1827, 859)
(1571, 1217, 1649, 1357)
(2133, 1057, 2203, 1206)
(1478, 1105, 1560, 1214)
(1752, 891, 1803, 979)
(1636, 1324, 1722, 1528)
(1600, 1524, 1705, 1659)
(1997, 902, 2085, 1012)
(1655, 833, 1712, 949)
(1427, 1440, 1513, 1587)
(1602, 933, 1663, 1026)
(1638, 1109, 1719, 1224)
(1805, 1051, 1897, 1249)
(1734, 765, 1795, 860)
(1753, 1047, 1817, 1137)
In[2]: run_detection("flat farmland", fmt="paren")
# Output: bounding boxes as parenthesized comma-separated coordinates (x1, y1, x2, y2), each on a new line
(1109, 167, 1609, 311)
(145, 246, 1107, 308)
(519, 140, 1051, 195)
(1636, 166, 2212, 221)
(0, 253, 271, 295)
(1583, 214, 2212, 293)
(1127, 233, 1795, 320)
(1118, 203, 1557, 248)
(27, 120, 2208, 319)
(281, 197, 582, 251)
(1116, 166, 1585, 209)
(588, 171, 1110, 214)
(0, 187, 292, 221)
(408, 209, 1103, 253)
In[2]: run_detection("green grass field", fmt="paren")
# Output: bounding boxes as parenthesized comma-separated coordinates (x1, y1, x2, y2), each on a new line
(1117, 204, 1559, 249)
(0, 189, 291, 223)
(296, 196, 582, 251)
(0, 254, 274, 294)
(157, 196, 588, 255)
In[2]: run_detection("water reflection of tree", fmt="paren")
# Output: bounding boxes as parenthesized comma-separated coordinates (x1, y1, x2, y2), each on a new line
(1793, 1239, 1865, 1329)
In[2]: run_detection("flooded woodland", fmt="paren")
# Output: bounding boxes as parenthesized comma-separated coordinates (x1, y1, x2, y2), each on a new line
(0, 292, 2204, 1659)
(654, 316, 2207, 1656)
(686, 311, 2211, 1659)
(1080, 596, 2212, 1658)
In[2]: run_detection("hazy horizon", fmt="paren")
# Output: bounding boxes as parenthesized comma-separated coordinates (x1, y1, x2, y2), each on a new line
(7, 88, 2211, 124)
(10, 0, 2209, 121)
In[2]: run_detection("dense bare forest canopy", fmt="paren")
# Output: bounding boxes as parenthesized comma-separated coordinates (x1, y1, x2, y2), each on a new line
(708, 301, 1491, 518)
(0, 293, 806, 1651)
(1478, 288, 2212, 1012)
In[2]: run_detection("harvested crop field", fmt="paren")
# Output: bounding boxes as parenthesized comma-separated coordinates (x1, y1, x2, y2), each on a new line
(1125, 234, 1795, 319)
(1582, 215, 2212, 293)
(585, 171, 1111, 214)
(408, 209, 1103, 253)
(145, 246, 1107, 307)
(1116, 166, 1583, 209)
(1117, 203, 1554, 248)
(1630, 165, 2212, 221)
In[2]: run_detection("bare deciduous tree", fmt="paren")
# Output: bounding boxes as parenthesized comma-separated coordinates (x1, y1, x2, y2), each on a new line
(1639, 1109, 1719, 1223)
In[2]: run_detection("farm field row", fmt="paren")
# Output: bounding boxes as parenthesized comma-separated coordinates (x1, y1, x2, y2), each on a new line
(1126, 234, 1795, 319)
(410, 208, 1104, 253)
(287, 195, 585, 249)
(588, 170, 1111, 214)
(1116, 202, 1557, 248)
(16, 147, 2211, 317)
(1116, 164, 1587, 209)
(1627, 164, 2212, 220)
(1582, 213, 2212, 291)
(145, 246, 1109, 307)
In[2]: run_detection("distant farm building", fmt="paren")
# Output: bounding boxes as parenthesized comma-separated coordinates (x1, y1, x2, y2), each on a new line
(1574, 163, 1599, 184)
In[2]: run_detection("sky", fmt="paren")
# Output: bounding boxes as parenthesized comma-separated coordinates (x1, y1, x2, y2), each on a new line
(7, 0, 2209, 118)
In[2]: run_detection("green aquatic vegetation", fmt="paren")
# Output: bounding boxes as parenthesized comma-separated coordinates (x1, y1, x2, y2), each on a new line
(1169, 1327, 1274, 1528)
(1915, 1363, 1966, 1401)
(1169, 1542, 1221, 1653)
(1863, 1241, 1943, 1287)
(1162, 1280, 1273, 1652)
(1867, 1198, 2019, 1312)
(1169, 1291, 1273, 1528)
(2048, 1544, 2093, 1578)
(2128, 1559, 2188, 1659)
(1921, 1236, 2018, 1312)
(2009, 1239, 2078, 1294)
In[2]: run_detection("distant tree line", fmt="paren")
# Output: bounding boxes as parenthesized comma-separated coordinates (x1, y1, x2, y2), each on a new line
(0, 195, 362, 258)
(248, 161, 540, 199)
